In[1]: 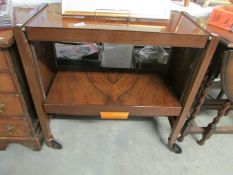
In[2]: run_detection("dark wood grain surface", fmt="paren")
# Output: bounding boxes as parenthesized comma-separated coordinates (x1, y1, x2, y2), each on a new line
(45, 71, 181, 116)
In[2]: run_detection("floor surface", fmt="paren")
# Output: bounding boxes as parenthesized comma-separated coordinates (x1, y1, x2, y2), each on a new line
(0, 111, 233, 175)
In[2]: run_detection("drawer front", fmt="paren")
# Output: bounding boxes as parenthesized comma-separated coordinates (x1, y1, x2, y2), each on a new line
(0, 73, 16, 93)
(0, 50, 9, 71)
(0, 118, 31, 138)
(0, 95, 25, 116)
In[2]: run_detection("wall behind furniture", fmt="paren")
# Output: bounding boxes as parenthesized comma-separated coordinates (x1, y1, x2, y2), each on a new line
(12, 0, 61, 6)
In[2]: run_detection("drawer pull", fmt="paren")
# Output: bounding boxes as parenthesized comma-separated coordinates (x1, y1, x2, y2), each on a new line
(0, 103, 5, 113)
(4, 125, 15, 134)
(100, 112, 129, 119)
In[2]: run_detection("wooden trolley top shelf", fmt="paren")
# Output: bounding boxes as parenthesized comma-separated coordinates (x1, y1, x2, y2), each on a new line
(25, 4, 209, 48)
(44, 71, 182, 116)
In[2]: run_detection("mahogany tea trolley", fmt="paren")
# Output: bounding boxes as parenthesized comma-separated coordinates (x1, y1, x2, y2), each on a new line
(14, 4, 219, 153)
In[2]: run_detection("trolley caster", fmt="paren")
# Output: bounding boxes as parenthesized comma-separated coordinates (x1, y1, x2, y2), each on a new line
(50, 139, 63, 149)
(171, 143, 182, 154)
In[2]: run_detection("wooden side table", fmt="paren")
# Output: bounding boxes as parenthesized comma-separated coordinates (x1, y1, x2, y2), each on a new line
(178, 24, 233, 143)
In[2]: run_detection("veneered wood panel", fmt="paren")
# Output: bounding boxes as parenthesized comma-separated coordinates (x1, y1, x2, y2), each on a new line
(44, 71, 181, 116)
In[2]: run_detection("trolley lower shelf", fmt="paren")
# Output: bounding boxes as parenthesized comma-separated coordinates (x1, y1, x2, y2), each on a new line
(44, 71, 182, 116)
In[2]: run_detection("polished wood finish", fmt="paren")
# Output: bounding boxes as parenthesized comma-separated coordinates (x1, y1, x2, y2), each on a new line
(44, 71, 182, 116)
(25, 4, 208, 48)
(16, 4, 219, 152)
(26, 28, 208, 48)
(27, 4, 208, 34)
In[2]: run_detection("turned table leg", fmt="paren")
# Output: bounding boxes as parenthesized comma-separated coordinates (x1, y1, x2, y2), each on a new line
(178, 75, 212, 142)
(198, 100, 231, 145)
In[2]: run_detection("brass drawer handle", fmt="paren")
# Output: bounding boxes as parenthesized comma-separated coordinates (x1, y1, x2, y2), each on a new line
(4, 125, 15, 134)
(0, 103, 5, 113)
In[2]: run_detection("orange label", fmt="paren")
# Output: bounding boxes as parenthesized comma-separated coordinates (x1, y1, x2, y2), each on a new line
(100, 112, 129, 119)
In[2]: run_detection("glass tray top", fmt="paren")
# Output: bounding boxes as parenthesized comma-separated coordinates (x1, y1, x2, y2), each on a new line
(26, 4, 208, 36)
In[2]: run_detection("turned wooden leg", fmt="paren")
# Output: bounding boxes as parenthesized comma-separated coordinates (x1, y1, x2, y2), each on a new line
(178, 75, 212, 142)
(198, 100, 231, 145)
(168, 36, 219, 153)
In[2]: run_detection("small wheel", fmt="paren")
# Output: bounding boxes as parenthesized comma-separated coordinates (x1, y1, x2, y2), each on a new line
(177, 136, 184, 142)
(50, 139, 63, 149)
(172, 143, 182, 154)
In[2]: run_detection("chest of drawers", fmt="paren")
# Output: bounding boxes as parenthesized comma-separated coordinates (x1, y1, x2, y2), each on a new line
(0, 30, 41, 150)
